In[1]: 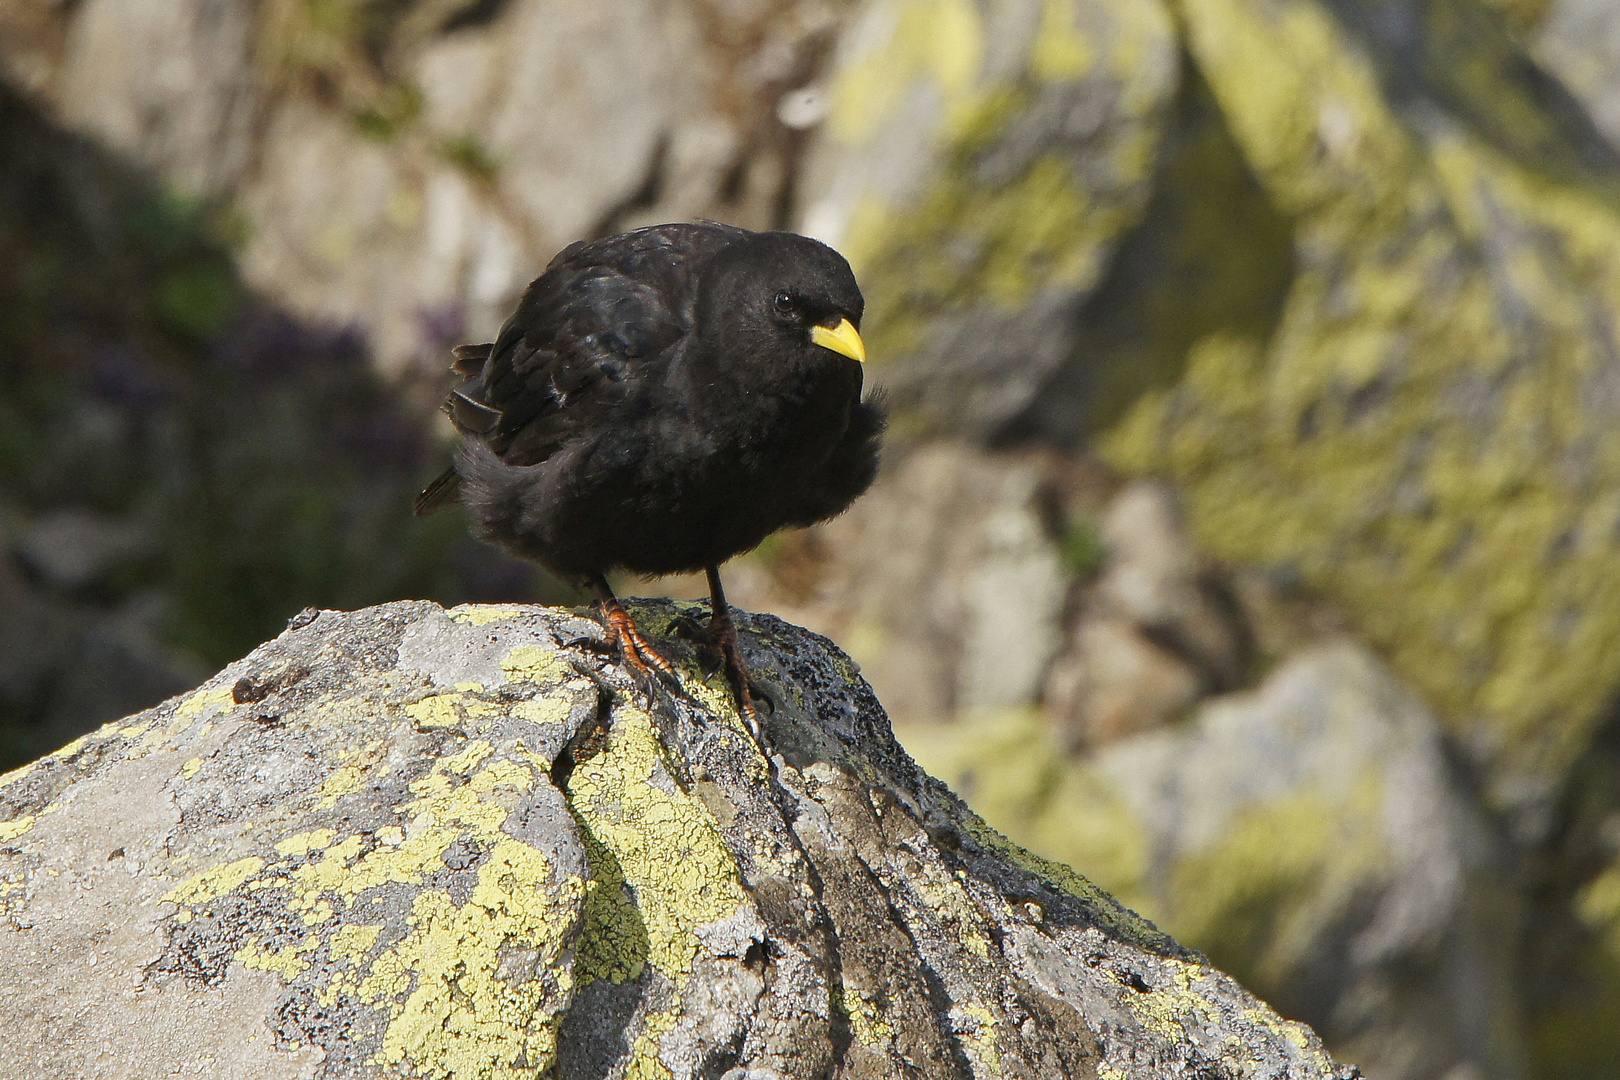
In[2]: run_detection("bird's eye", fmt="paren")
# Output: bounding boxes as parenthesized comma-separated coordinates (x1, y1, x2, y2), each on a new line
(773, 291, 797, 318)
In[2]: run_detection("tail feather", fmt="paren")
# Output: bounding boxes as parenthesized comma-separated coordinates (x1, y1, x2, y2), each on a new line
(414, 467, 461, 517)
(417, 342, 495, 518)
(451, 342, 493, 377)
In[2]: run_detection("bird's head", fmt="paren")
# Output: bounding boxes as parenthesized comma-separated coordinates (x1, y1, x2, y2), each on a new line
(699, 231, 867, 367)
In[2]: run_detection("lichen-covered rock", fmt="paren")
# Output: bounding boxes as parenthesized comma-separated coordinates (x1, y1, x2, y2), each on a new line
(1103, 0, 1620, 839)
(908, 642, 1519, 1080)
(2, 0, 846, 373)
(799, 0, 1179, 439)
(0, 601, 1354, 1079)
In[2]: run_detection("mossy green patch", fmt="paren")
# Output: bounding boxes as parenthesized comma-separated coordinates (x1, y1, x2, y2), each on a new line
(1104, 0, 1620, 810)
(1164, 779, 1385, 999)
(1064, 58, 1296, 436)
(900, 711, 1152, 917)
(826, 0, 1174, 389)
(1530, 861, 1620, 1078)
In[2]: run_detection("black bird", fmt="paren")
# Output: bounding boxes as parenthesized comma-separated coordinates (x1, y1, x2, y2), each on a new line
(415, 222, 884, 727)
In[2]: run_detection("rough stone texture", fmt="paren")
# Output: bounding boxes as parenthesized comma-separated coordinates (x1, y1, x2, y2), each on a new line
(1039, 481, 1251, 749)
(1102, 0, 1620, 844)
(792, 5, 1620, 1068)
(798, 0, 1179, 439)
(1, 0, 847, 374)
(908, 641, 1519, 1080)
(0, 600, 1354, 1080)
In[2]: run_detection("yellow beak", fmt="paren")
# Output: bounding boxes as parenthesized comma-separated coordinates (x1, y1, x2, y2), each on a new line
(810, 317, 866, 363)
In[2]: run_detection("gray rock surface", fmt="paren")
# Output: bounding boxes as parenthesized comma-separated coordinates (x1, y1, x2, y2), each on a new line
(911, 641, 1521, 1080)
(745, 442, 1071, 724)
(799, 0, 1179, 440)
(1095, 642, 1522, 1080)
(2, 0, 846, 374)
(0, 600, 1355, 1079)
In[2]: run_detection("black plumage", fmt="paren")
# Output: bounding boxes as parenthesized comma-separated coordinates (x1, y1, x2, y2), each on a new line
(416, 222, 885, 725)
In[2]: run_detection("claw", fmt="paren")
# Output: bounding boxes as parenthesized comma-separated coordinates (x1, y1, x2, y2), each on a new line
(590, 577, 678, 685)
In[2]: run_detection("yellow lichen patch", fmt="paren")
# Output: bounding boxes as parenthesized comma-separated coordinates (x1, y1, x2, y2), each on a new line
(1107, 0, 1620, 810)
(405, 694, 461, 730)
(672, 670, 767, 754)
(329, 922, 383, 964)
(0, 815, 36, 843)
(1165, 780, 1385, 994)
(181, 757, 204, 780)
(824, 0, 1175, 378)
(1120, 957, 1216, 1039)
(834, 977, 896, 1051)
(450, 605, 526, 626)
(301, 897, 336, 926)
(176, 683, 237, 720)
(891, 837, 992, 960)
(1032, 0, 1094, 80)
(157, 736, 583, 1078)
(238, 937, 315, 980)
(470, 759, 534, 795)
(276, 828, 338, 857)
(899, 712, 1154, 915)
(957, 805, 1167, 952)
(439, 739, 496, 777)
(49, 732, 92, 761)
(359, 839, 584, 1080)
(317, 764, 369, 809)
(406, 692, 502, 730)
(954, 1003, 1003, 1074)
(510, 695, 575, 726)
(293, 769, 522, 905)
(566, 704, 747, 992)
(500, 646, 573, 686)
(827, 0, 985, 145)
(164, 856, 267, 907)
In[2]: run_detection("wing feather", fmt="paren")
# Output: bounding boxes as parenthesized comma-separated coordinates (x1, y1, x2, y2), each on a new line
(417, 222, 746, 509)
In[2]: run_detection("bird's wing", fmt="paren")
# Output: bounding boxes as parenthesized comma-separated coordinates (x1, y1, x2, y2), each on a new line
(463, 223, 746, 466)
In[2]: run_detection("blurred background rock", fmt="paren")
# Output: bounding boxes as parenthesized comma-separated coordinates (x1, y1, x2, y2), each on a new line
(3, 0, 1619, 1076)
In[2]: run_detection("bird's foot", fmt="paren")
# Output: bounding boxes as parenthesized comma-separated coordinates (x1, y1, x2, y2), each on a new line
(706, 603, 772, 741)
(596, 600, 679, 685)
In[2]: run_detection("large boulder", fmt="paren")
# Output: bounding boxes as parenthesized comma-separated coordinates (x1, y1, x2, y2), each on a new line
(1101, 0, 1620, 841)
(799, 0, 1179, 440)
(0, 600, 1353, 1079)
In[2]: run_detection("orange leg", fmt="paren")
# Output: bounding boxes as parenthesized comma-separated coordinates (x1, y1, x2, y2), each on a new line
(591, 576, 677, 682)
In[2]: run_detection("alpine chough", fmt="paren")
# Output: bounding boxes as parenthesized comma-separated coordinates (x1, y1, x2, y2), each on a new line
(415, 222, 885, 726)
